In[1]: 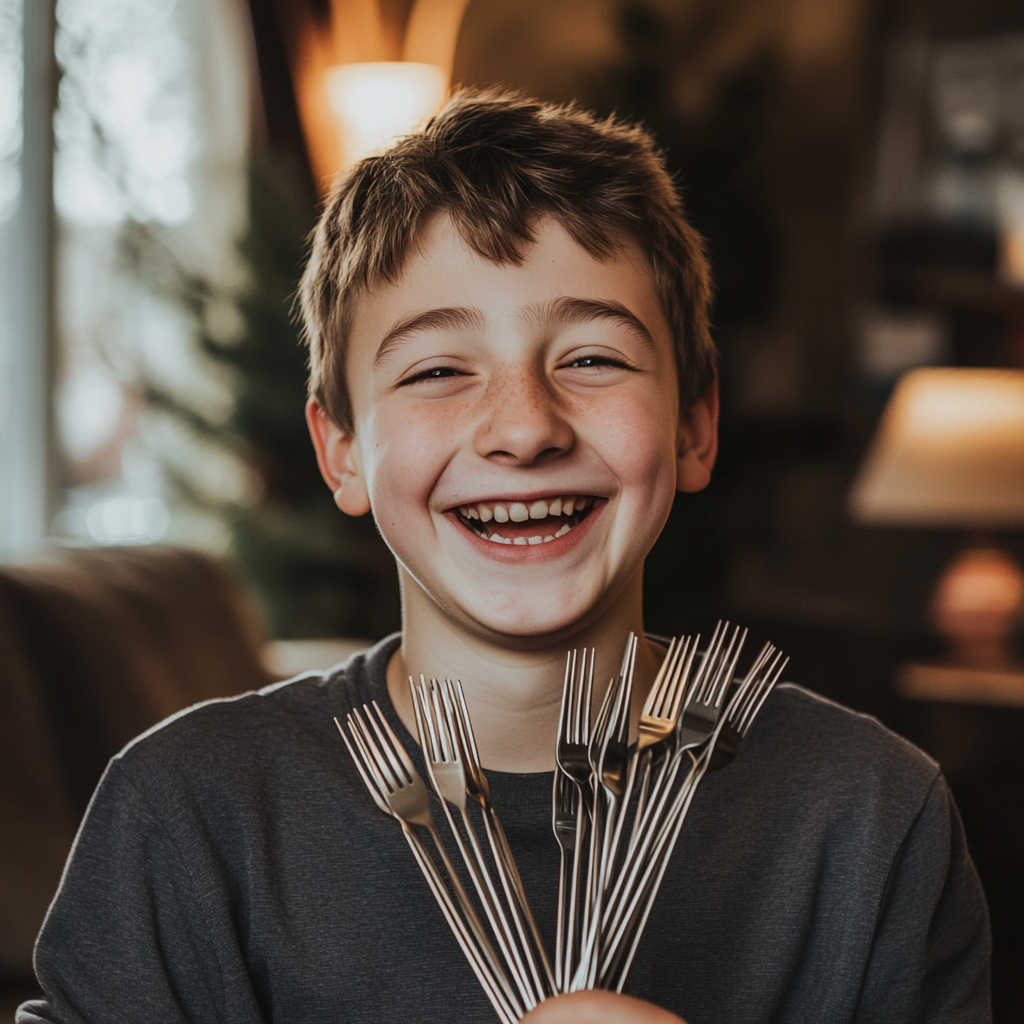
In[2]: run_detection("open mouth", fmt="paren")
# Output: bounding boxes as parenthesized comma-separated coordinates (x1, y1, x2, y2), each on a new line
(454, 495, 598, 546)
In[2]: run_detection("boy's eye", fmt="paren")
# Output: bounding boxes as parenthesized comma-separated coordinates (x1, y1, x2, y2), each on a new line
(397, 366, 467, 386)
(569, 355, 624, 368)
(562, 353, 636, 371)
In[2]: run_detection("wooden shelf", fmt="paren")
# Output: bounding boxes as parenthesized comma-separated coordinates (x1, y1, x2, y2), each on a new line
(897, 661, 1024, 707)
(880, 266, 1024, 316)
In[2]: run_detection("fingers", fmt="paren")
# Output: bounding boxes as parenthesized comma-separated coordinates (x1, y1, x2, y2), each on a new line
(521, 990, 686, 1024)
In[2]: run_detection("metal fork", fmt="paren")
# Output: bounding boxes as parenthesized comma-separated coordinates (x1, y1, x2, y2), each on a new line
(444, 678, 557, 999)
(637, 635, 694, 753)
(620, 623, 737, 871)
(707, 644, 788, 772)
(573, 634, 638, 991)
(676, 622, 746, 749)
(553, 648, 594, 989)
(602, 639, 788, 990)
(629, 635, 698, 838)
(599, 625, 747, 967)
(337, 705, 521, 1022)
(594, 636, 639, 873)
(412, 676, 540, 1011)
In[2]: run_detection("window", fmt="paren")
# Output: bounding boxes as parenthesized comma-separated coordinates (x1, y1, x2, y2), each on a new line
(0, 0, 251, 553)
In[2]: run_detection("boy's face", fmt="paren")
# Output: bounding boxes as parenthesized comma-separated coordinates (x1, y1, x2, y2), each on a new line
(309, 215, 716, 641)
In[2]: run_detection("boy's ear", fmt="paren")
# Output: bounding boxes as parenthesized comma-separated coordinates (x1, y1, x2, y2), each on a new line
(305, 399, 371, 516)
(676, 381, 719, 493)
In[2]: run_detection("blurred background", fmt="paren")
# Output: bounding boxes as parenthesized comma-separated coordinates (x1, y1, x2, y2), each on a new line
(1, 0, 1023, 1018)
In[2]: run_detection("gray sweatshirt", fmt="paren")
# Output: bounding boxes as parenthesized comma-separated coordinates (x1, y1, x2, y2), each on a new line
(19, 634, 991, 1023)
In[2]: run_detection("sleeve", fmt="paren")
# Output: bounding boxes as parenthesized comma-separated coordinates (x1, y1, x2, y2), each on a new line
(15, 759, 263, 1024)
(854, 773, 992, 1024)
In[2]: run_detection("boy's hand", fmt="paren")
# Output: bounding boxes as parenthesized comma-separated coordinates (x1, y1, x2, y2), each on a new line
(521, 991, 686, 1023)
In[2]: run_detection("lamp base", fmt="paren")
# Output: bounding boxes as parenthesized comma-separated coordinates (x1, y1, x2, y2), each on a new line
(930, 546, 1024, 669)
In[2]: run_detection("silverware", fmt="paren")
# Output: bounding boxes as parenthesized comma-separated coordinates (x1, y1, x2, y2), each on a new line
(336, 622, 786, 1017)
(573, 634, 638, 991)
(602, 641, 788, 990)
(613, 625, 737, 907)
(553, 648, 594, 990)
(440, 677, 557, 999)
(412, 676, 540, 1010)
(337, 704, 521, 1022)
(630, 634, 698, 839)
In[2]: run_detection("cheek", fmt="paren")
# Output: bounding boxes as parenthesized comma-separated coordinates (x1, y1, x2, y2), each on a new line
(589, 393, 679, 501)
(360, 404, 461, 526)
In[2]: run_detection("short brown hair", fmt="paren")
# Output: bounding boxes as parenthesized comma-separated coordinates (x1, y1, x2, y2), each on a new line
(300, 89, 716, 433)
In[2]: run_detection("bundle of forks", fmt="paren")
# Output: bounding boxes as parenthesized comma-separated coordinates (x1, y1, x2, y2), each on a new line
(338, 622, 787, 1023)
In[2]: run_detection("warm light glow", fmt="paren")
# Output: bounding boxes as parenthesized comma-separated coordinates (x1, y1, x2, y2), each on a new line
(325, 62, 447, 167)
(850, 367, 1024, 526)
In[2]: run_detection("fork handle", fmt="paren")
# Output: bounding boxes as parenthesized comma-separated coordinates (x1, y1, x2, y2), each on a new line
(484, 805, 557, 998)
(603, 750, 709, 991)
(562, 793, 587, 990)
(628, 748, 656, 850)
(555, 844, 568, 991)
(423, 821, 528, 1011)
(401, 826, 522, 1022)
(454, 804, 540, 1012)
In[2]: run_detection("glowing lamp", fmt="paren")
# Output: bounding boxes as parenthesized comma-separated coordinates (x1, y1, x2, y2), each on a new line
(851, 367, 1024, 695)
(851, 368, 1024, 528)
(325, 62, 447, 167)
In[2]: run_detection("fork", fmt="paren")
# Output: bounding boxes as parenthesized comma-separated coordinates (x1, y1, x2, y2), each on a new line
(619, 623, 731, 873)
(707, 644, 787, 771)
(553, 648, 594, 989)
(630, 624, 744, 851)
(629, 635, 697, 840)
(445, 678, 557, 998)
(600, 625, 746, 956)
(601, 640, 788, 990)
(637, 635, 694, 753)
(572, 634, 638, 991)
(338, 705, 521, 1022)
(676, 622, 745, 749)
(412, 676, 541, 1010)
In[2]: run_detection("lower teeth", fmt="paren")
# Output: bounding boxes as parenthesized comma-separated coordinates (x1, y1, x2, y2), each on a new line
(484, 520, 574, 545)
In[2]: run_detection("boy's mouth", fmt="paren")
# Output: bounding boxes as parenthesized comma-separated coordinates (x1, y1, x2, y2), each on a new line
(453, 495, 597, 546)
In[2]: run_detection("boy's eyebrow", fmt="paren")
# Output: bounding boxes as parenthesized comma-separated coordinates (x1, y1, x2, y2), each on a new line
(521, 297, 656, 349)
(373, 306, 485, 366)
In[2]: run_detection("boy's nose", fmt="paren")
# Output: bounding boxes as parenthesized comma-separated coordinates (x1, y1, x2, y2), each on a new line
(474, 369, 574, 466)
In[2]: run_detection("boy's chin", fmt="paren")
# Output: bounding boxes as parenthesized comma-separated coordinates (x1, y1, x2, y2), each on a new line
(434, 579, 616, 646)
(470, 610, 591, 643)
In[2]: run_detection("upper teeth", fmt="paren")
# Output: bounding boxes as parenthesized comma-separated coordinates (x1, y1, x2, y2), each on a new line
(458, 495, 593, 522)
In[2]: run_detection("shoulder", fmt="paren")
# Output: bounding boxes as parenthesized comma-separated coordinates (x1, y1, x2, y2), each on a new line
(723, 682, 945, 856)
(107, 636, 398, 802)
(761, 682, 939, 783)
(116, 668, 342, 765)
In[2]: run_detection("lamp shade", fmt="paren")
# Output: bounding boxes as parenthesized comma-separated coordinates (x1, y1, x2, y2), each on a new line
(850, 367, 1024, 527)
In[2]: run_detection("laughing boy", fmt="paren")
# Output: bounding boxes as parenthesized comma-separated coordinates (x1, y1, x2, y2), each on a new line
(20, 91, 990, 1024)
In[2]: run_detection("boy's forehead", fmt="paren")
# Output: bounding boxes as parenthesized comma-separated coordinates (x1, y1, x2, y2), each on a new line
(349, 213, 668, 357)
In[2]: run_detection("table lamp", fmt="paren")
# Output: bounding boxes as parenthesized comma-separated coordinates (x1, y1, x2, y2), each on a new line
(850, 367, 1024, 705)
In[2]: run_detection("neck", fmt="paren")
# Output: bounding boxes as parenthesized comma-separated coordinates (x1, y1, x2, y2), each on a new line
(386, 570, 666, 772)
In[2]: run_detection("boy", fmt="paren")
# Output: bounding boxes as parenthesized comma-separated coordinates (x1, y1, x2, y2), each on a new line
(20, 91, 990, 1024)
